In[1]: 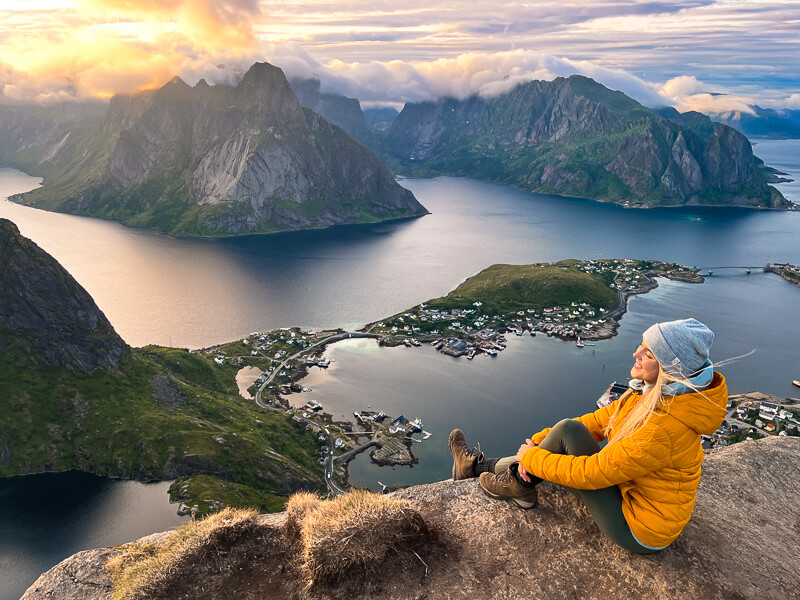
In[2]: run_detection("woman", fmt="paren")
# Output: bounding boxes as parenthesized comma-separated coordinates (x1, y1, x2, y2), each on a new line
(449, 318, 728, 553)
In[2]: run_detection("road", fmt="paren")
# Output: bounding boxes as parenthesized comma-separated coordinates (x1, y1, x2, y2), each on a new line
(250, 331, 380, 494)
(254, 331, 380, 409)
(324, 427, 347, 496)
(725, 403, 800, 437)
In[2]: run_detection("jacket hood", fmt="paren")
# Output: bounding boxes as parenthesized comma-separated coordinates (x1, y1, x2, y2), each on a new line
(659, 372, 728, 435)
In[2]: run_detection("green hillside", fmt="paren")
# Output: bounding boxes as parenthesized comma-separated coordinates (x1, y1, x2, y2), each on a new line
(427, 261, 618, 314)
(0, 338, 325, 514)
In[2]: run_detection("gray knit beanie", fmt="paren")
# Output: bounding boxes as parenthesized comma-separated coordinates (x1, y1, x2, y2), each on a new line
(642, 318, 714, 378)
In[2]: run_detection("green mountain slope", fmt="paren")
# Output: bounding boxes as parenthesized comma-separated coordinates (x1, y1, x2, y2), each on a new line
(384, 75, 789, 209)
(0, 219, 323, 512)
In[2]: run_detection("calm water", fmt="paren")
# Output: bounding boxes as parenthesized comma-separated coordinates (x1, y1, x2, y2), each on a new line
(750, 139, 800, 204)
(1, 163, 798, 349)
(0, 472, 186, 600)
(1, 140, 800, 597)
(302, 273, 800, 490)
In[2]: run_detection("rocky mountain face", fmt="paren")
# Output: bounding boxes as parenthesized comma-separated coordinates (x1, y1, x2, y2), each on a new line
(0, 101, 106, 169)
(0, 218, 127, 372)
(384, 75, 789, 208)
(22, 436, 800, 599)
(364, 107, 400, 130)
(289, 77, 371, 143)
(7, 63, 426, 236)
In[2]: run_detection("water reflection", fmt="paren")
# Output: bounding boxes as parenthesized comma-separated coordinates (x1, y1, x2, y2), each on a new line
(2, 167, 799, 349)
(0, 471, 186, 600)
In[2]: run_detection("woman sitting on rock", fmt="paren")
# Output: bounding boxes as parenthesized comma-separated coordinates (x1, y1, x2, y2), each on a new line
(449, 318, 728, 553)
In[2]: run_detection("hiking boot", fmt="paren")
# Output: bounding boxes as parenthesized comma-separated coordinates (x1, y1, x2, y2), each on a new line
(449, 429, 484, 480)
(479, 462, 539, 509)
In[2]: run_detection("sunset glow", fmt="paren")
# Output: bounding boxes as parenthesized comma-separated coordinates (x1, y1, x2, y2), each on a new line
(2, 0, 798, 109)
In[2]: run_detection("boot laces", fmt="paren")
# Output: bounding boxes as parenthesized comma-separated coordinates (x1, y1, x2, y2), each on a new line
(465, 441, 483, 461)
(495, 466, 517, 484)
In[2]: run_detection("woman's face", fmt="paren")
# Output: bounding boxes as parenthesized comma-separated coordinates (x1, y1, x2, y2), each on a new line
(631, 341, 660, 384)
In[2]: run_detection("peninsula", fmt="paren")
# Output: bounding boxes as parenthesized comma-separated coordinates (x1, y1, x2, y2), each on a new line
(369, 259, 703, 351)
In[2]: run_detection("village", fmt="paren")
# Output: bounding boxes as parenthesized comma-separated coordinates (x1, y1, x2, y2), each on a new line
(196, 327, 429, 485)
(693, 392, 800, 450)
(371, 259, 703, 358)
(192, 258, 800, 489)
(765, 262, 800, 287)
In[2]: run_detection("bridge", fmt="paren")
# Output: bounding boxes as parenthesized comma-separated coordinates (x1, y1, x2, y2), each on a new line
(694, 266, 764, 270)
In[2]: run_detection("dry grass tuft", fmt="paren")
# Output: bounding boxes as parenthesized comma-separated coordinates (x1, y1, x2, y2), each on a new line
(293, 489, 432, 589)
(106, 507, 260, 600)
(285, 491, 322, 539)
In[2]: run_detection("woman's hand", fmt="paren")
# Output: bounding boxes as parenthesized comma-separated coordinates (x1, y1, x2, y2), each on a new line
(517, 439, 536, 483)
(516, 438, 536, 461)
(515, 438, 536, 482)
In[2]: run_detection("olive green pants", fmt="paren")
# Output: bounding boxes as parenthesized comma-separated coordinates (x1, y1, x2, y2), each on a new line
(494, 419, 663, 554)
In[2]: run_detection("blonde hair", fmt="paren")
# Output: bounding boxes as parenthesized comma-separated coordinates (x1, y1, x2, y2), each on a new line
(603, 368, 692, 443)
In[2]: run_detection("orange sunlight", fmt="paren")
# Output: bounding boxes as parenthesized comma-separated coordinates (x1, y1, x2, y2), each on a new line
(1, 0, 260, 100)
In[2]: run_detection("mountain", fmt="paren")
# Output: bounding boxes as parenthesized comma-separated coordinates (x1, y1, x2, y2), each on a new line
(0, 218, 322, 502)
(0, 101, 107, 172)
(289, 77, 371, 142)
(710, 106, 800, 139)
(2, 63, 426, 236)
(0, 218, 127, 372)
(383, 75, 789, 209)
(289, 78, 399, 137)
(364, 107, 400, 130)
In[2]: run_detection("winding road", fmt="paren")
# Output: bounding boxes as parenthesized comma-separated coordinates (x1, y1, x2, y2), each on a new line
(251, 331, 380, 495)
(254, 331, 380, 409)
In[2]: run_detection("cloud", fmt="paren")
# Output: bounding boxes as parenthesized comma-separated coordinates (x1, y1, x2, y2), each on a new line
(785, 94, 800, 109)
(658, 75, 757, 115)
(79, 0, 261, 48)
(265, 47, 668, 108)
(0, 1, 262, 101)
(0, 0, 796, 111)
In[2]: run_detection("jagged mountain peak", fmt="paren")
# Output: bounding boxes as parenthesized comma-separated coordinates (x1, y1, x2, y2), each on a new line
(238, 61, 292, 93)
(0, 218, 128, 372)
(165, 75, 190, 89)
(6, 61, 426, 236)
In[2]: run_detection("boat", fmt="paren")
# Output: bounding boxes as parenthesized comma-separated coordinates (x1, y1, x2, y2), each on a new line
(305, 400, 323, 412)
(576, 336, 585, 348)
(793, 380, 800, 388)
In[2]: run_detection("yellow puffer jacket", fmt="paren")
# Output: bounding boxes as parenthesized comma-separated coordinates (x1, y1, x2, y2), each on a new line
(520, 373, 728, 548)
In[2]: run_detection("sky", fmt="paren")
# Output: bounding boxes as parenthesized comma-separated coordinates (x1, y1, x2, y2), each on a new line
(1, 0, 799, 114)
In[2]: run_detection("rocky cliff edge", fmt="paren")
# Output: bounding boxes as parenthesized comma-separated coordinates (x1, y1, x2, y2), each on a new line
(22, 436, 800, 600)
